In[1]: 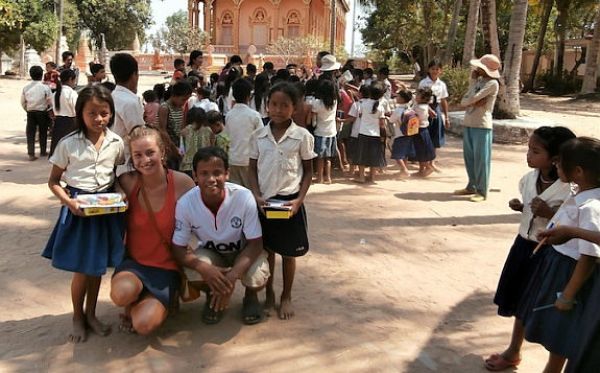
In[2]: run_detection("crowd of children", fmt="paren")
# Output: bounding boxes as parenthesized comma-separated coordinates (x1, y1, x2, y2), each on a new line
(20, 51, 600, 371)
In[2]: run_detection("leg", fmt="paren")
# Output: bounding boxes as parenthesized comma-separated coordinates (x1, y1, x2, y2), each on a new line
(264, 251, 276, 311)
(324, 159, 332, 184)
(279, 256, 296, 320)
(354, 166, 366, 183)
(85, 276, 111, 336)
(462, 127, 477, 191)
(38, 112, 49, 156)
(543, 353, 566, 373)
(339, 139, 348, 167)
(111, 271, 144, 332)
(470, 128, 492, 198)
(485, 318, 524, 370)
(70, 272, 88, 343)
(25, 112, 37, 159)
(129, 294, 168, 336)
(396, 159, 410, 177)
(239, 250, 269, 324)
(316, 158, 324, 183)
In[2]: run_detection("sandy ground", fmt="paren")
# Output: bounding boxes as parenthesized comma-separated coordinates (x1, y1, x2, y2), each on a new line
(0, 76, 599, 373)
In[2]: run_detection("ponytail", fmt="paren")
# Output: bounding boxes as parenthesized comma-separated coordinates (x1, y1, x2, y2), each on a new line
(371, 100, 379, 114)
(55, 69, 76, 111)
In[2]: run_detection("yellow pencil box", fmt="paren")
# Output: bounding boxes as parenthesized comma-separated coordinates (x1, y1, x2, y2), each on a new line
(264, 200, 292, 219)
(77, 193, 128, 216)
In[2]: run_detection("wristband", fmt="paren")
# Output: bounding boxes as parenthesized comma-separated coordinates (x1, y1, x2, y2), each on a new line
(556, 294, 575, 305)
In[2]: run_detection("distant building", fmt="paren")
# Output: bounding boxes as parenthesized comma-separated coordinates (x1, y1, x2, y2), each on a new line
(187, 0, 349, 54)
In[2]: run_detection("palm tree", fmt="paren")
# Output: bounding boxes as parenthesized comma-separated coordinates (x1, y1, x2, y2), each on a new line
(581, 8, 600, 94)
(462, 0, 481, 66)
(443, 0, 463, 66)
(523, 0, 553, 92)
(554, 0, 570, 76)
(480, 0, 500, 57)
(495, 0, 529, 118)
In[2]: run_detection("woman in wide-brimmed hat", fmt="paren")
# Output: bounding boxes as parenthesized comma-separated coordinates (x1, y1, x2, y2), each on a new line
(454, 54, 501, 202)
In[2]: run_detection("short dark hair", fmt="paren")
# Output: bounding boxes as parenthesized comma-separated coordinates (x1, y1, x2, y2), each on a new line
(110, 53, 138, 84)
(263, 62, 274, 71)
(142, 90, 157, 103)
(29, 66, 43, 80)
(174, 58, 185, 68)
(396, 89, 412, 103)
(187, 75, 200, 89)
(187, 106, 207, 126)
(46, 61, 57, 68)
(230, 55, 243, 64)
(188, 50, 203, 66)
(90, 63, 104, 76)
(193, 146, 229, 171)
(171, 81, 193, 97)
(232, 77, 252, 103)
(61, 51, 74, 61)
(206, 110, 223, 126)
(101, 81, 116, 91)
(378, 66, 390, 76)
(268, 82, 301, 108)
(246, 63, 257, 75)
(199, 86, 212, 98)
(560, 137, 600, 185)
(364, 67, 374, 76)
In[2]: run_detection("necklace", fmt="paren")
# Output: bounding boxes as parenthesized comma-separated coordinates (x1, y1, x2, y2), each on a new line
(539, 173, 554, 184)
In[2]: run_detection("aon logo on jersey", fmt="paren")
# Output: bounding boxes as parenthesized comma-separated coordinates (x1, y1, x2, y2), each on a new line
(204, 240, 242, 253)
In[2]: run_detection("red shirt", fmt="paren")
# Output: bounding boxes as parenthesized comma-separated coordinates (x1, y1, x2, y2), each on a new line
(43, 71, 59, 90)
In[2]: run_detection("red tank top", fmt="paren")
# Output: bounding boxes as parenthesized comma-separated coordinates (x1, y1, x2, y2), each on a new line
(126, 170, 179, 270)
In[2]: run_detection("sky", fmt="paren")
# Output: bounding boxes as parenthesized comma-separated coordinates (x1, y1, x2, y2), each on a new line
(148, 0, 366, 56)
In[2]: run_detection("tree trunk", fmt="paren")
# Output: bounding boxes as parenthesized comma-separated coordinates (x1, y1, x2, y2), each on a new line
(495, 0, 528, 119)
(462, 0, 481, 67)
(444, 0, 463, 66)
(554, 0, 569, 76)
(581, 8, 600, 94)
(480, 0, 500, 57)
(523, 0, 553, 92)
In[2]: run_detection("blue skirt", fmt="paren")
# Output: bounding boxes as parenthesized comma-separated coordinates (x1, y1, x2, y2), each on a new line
(391, 136, 415, 160)
(493, 235, 548, 317)
(347, 137, 358, 164)
(412, 128, 436, 162)
(355, 134, 386, 167)
(519, 249, 597, 358)
(314, 135, 337, 158)
(42, 186, 126, 276)
(428, 103, 445, 148)
(114, 259, 181, 308)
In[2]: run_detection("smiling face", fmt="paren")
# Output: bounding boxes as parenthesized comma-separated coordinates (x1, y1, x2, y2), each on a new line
(130, 134, 164, 175)
(527, 135, 553, 170)
(428, 66, 442, 80)
(82, 98, 112, 136)
(194, 156, 228, 201)
(267, 91, 295, 125)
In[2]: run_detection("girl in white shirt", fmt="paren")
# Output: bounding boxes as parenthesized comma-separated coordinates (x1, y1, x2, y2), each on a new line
(517, 137, 600, 373)
(411, 87, 436, 177)
(50, 69, 78, 156)
(353, 82, 386, 183)
(42, 85, 126, 343)
(485, 126, 575, 371)
(311, 79, 338, 184)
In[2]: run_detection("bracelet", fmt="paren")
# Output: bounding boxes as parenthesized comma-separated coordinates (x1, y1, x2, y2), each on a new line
(556, 294, 575, 305)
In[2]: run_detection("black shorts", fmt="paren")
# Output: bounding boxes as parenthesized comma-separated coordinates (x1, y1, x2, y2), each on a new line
(259, 193, 309, 257)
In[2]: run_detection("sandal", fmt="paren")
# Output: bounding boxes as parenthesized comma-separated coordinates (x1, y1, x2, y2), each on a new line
(484, 353, 521, 371)
(242, 296, 264, 325)
(201, 292, 223, 325)
(118, 313, 135, 334)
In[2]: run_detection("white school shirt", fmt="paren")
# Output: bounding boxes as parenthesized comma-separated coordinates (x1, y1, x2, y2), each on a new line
(358, 99, 385, 137)
(549, 187, 600, 260)
(249, 121, 316, 200)
(249, 96, 269, 118)
(311, 99, 337, 137)
(349, 100, 363, 138)
(224, 103, 263, 166)
(52, 85, 78, 117)
(21, 81, 52, 111)
(49, 129, 125, 192)
(193, 98, 219, 113)
(517, 170, 571, 241)
(111, 85, 145, 139)
(413, 104, 430, 128)
(172, 183, 262, 255)
(388, 106, 408, 139)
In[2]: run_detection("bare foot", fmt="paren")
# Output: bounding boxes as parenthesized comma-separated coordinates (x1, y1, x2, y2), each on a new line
(69, 317, 87, 343)
(119, 313, 135, 334)
(352, 177, 366, 184)
(397, 171, 410, 179)
(86, 315, 111, 337)
(278, 296, 295, 320)
(264, 288, 275, 316)
(324, 178, 332, 184)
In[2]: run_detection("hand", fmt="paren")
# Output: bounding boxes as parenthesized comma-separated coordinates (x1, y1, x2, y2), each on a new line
(254, 195, 266, 215)
(197, 263, 233, 296)
(66, 198, 85, 216)
(530, 197, 553, 219)
(554, 295, 574, 312)
(471, 70, 480, 80)
(444, 115, 451, 129)
(210, 290, 232, 311)
(538, 226, 574, 245)
(474, 98, 487, 107)
(508, 198, 523, 212)
(284, 198, 302, 216)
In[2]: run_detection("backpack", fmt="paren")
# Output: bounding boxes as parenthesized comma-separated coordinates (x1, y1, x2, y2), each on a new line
(400, 110, 420, 136)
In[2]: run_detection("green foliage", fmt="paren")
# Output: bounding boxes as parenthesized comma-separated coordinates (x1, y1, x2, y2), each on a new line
(74, 0, 152, 50)
(442, 67, 471, 105)
(266, 35, 327, 65)
(539, 71, 583, 95)
(0, 0, 58, 54)
(151, 10, 208, 55)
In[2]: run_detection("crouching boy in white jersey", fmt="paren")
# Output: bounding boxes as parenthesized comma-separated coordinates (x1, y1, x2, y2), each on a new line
(172, 147, 269, 325)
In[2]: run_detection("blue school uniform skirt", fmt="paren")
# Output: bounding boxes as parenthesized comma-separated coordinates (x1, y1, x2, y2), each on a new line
(355, 134, 386, 168)
(428, 103, 445, 148)
(565, 264, 600, 373)
(42, 186, 126, 276)
(493, 235, 548, 317)
(391, 136, 416, 161)
(114, 259, 181, 308)
(412, 128, 436, 162)
(314, 135, 337, 158)
(347, 136, 358, 164)
(518, 248, 597, 358)
(259, 193, 309, 257)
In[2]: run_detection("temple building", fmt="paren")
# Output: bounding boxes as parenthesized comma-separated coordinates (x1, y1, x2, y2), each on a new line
(187, 0, 349, 54)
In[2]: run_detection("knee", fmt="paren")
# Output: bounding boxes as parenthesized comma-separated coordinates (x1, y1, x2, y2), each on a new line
(132, 317, 161, 336)
(110, 279, 141, 307)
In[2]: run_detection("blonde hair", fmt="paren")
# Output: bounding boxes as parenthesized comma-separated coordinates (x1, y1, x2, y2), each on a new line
(126, 125, 173, 168)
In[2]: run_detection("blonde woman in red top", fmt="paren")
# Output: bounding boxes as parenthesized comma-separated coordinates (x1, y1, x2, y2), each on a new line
(111, 126, 195, 335)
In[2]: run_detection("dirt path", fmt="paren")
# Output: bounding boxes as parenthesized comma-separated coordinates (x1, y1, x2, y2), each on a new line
(0, 77, 585, 372)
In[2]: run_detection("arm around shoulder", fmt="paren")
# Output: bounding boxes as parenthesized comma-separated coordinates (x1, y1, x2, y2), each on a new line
(172, 170, 196, 198)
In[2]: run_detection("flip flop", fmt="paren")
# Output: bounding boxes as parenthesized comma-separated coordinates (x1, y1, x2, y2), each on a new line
(484, 353, 521, 371)
(242, 296, 264, 325)
(201, 293, 223, 325)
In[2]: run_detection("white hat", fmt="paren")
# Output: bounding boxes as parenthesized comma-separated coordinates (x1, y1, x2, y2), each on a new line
(470, 54, 502, 79)
(320, 54, 341, 71)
